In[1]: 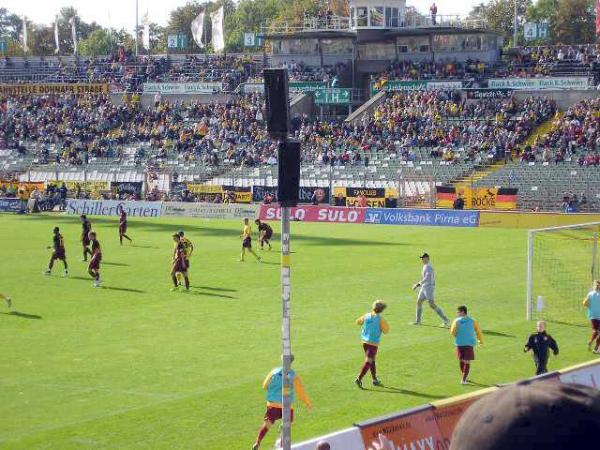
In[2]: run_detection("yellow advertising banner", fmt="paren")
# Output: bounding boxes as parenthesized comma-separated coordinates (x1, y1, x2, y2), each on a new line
(187, 184, 224, 194)
(346, 196, 386, 207)
(234, 191, 252, 203)
(455, 187, 518, 211)
(0, 83, 110, 95)
(52, 181, 111, 192)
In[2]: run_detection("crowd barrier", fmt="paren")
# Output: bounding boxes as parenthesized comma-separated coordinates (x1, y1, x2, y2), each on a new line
(65, 199, 163, 217)
(292, 359, 600, 450)
(0, 198, 23, 213)
(162, 202, 259, 220)
(4, 199, 600, 229)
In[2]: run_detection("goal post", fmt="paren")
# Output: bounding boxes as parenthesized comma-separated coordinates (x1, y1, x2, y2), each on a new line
(527, 222, 600, 322)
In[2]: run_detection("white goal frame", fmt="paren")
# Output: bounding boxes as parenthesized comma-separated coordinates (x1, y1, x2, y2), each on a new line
(527, 222, 600, 320)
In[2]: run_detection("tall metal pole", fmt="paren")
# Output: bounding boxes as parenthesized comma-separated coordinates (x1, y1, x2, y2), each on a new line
(135, 0, 139, 57)
(513, 0, 518, 48)
(281, 205, 292, 450)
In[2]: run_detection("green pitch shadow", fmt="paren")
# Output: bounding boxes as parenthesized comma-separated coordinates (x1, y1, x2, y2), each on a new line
(482, 329, 516, 338)
(361, 385, 447, 399)
(68, 276, 146, 294)
(1, 311, 43, 320)
(191, 285, 237, 292)
(187, 291, 237, 299)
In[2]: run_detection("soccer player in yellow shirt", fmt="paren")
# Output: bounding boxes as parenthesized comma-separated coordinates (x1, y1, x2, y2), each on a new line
(240, 218, 261, 262)
(176, 231, 194, 285)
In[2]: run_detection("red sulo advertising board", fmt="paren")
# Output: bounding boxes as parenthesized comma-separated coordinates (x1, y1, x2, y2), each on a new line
(259, 205, 366, 224)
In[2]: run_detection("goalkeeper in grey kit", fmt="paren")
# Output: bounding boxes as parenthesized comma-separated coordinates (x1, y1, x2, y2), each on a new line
(411, 253, 450, 327)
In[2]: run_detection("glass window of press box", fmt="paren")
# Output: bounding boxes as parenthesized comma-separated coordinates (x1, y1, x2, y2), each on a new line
(358, 42, 397, 59)
(320, 39, 354, 55)
(432, 34, 500, 52)
(351, 6, 400, 28)
(397, 36, 430, 53)
(272, 39, 320, 55)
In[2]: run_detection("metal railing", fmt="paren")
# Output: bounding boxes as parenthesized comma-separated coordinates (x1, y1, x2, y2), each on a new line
(262, 14, 487, 34)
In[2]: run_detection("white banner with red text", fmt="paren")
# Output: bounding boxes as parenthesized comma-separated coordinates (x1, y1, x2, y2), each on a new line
(259, 205, 367, 224)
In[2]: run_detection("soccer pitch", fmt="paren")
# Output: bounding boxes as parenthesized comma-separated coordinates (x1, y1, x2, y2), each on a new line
(0, 213, 595, 450)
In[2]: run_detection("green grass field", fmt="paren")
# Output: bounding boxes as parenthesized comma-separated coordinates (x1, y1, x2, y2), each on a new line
(0, 213, 596, 450)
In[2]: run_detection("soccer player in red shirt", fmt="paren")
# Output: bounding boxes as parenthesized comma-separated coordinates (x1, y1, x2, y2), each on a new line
(119, 210, 132, 245)
(87, 231, 103, 288)
(355, 300, 390, 388)
(171, 234, 189, 291)
(451, 305, 483, 385)
(80, 215, 92, 261)
(252, 355, 312, 450)
(45, 226, 68, 277)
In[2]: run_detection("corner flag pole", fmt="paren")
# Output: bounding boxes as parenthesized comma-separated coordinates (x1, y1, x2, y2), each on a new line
(281, 202, 292, 450)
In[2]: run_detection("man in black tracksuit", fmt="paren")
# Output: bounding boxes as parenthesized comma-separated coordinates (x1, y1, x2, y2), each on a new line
(524, 321, 559, 375)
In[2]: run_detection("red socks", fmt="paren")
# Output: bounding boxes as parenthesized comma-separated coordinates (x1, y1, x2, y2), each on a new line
(256, 425, 269, 445)
(370, 361, 377, 379)
(358, 362, 371, 380)
(463, 363, 471, 381)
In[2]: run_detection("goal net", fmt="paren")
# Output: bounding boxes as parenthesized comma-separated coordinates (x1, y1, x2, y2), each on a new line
(527, 222, 599, 324)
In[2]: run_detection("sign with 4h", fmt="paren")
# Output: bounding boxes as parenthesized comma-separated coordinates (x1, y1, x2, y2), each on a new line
(314, 88, 351, 105)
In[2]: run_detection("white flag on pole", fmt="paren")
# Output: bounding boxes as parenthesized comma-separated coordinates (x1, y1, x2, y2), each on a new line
(142, 12, 150, 50)
(69, 16, 77, 55)
(210, 7, 224, 53)
(191, 12, 205, 48)
(22, 17, 28, 53)
(54, 18, 60, 54)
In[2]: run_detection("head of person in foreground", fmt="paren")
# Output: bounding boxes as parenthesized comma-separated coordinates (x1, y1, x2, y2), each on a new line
(450, 381, 600, 450)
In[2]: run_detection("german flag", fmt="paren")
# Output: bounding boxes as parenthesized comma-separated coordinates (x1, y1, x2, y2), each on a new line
(496, 187, 518, 210)
(436, 186, 457, 209)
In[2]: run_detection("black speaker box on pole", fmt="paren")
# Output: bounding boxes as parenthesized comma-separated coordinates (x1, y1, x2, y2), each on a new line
(264, 68, 290, 136)
(278, 139, 300, 207)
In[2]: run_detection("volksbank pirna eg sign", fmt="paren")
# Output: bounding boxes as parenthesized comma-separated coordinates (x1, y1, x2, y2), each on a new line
(365, 208, 480, 227)
(314, 88, 352, 105)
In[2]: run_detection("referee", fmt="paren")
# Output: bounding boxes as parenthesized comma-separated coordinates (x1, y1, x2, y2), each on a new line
(524, 321, 559, 375)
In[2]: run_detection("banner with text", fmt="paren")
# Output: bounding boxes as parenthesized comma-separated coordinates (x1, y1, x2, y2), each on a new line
(143, 82, 223, 94)
(372, 80, 463, 94)
(259, 205, 366, 224)
(457, 187, 518, 210)
(112, 181, 143, 197)
(51, 181, 110, 192)
(0, 198, 23, 213)
(365, 208, 480, 227)
(0, 83, 110, 95)
(289, 81, 328, 93)
(66, 200, 162, 217)
(252, 186, 330, 204)
(162, 202, 259, 220)
(466, 89, 513, 99)
(488, 77, 591, 90)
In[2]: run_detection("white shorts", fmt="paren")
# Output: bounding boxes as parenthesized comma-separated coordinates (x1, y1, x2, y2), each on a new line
(418, 287, 435, 302)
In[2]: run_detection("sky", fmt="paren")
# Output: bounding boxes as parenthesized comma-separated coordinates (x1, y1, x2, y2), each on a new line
(2, 0, 485, 31)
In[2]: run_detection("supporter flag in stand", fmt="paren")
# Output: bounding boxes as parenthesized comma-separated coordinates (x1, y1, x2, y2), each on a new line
(436, 186, 457, 208)
(191, 12, 205, 48)
(69, 16, 77, 55)
(597, 0, 600, 35)
(21, 17, 28, 53)
(142, 12, 150, 51)
(495, 187, 519, 210)
(54, 17, 60, 54)
(210, 7, 225, 53)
